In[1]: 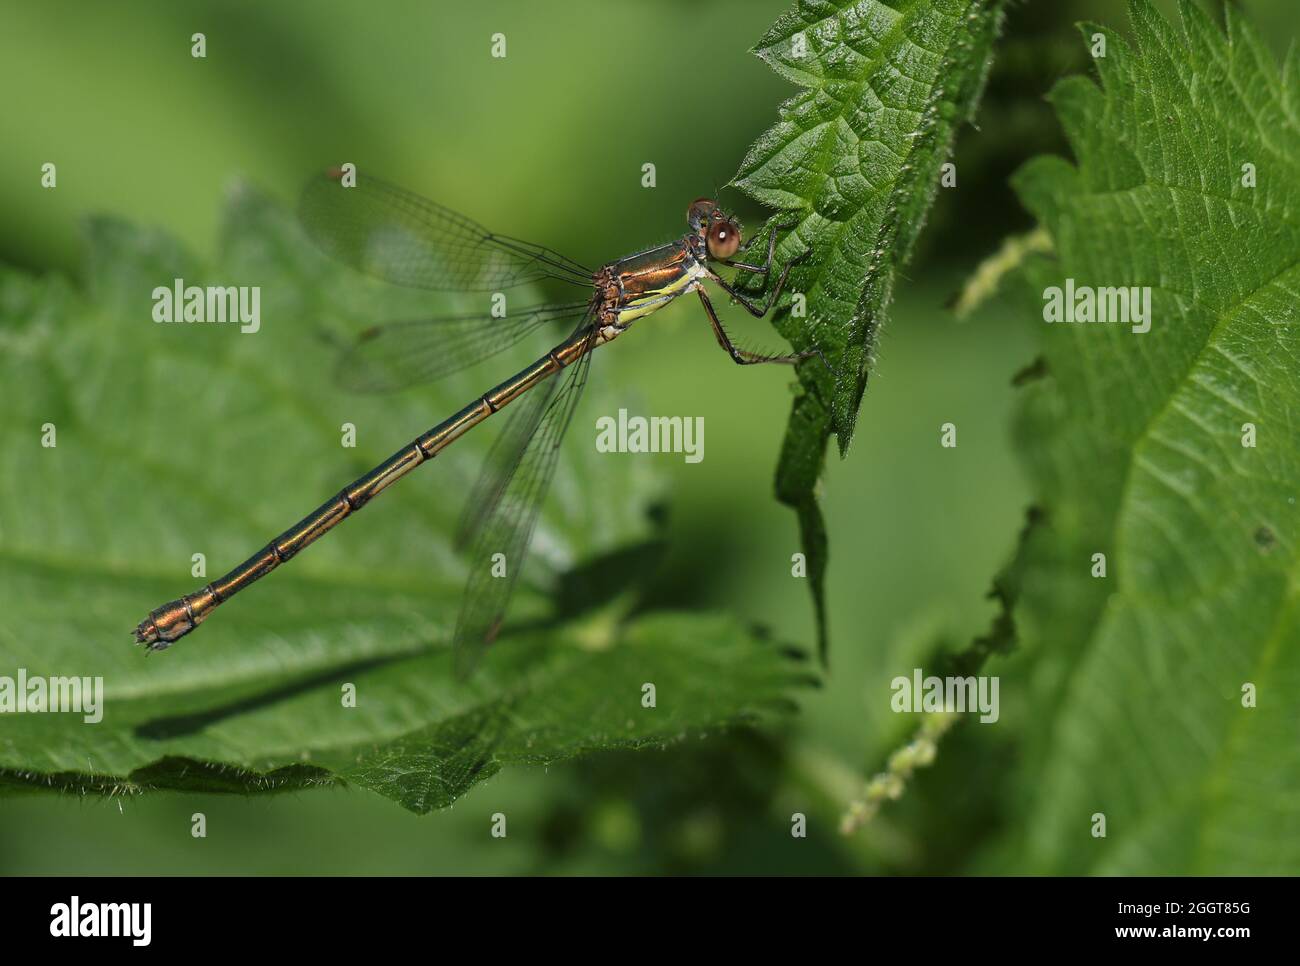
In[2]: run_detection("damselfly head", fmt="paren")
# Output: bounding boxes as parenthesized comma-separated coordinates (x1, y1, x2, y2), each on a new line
(687, 198, 742, 260)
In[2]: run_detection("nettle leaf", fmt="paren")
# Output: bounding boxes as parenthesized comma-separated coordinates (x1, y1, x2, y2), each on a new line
(732, 0, 1004, 656)
(0, 186, 812, 811)
(1007, 0, 1300, 873)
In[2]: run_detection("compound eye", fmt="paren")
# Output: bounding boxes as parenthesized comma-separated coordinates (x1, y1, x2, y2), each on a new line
(707, 220, 741, 259)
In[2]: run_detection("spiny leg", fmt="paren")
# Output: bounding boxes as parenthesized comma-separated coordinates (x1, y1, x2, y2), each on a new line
(710, 246, 809, 320)
(705, 221, 829, 370)
(719, 217, 797, 276)
(696, 288, 820, 367)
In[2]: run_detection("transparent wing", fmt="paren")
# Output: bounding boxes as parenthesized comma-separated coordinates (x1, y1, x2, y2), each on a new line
(453, 374, 554, 552)
(336, 301, 591, 393)
(300, 168, 593, 291)
(452, 323, 600, 679)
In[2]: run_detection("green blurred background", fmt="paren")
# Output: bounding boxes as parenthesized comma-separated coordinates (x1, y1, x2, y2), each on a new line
(0, 0, 1292, 874)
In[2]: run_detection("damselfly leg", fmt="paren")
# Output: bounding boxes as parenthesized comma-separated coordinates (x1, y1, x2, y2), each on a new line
(700, 222, 819, 366)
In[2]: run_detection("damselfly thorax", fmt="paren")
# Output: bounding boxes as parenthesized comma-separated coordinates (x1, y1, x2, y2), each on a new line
(133, 170, 820, 677)
(597, 237, 709, 332)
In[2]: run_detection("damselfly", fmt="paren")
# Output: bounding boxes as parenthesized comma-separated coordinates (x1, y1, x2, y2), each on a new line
(133, 169, 816, 676)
